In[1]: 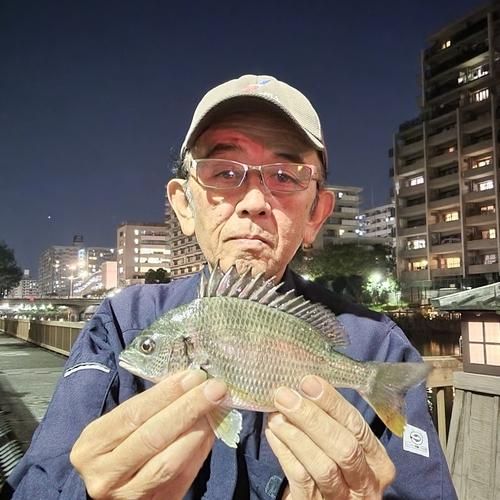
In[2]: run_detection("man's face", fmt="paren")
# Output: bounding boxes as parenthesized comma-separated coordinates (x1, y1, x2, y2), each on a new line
(169, 124, 334, 282)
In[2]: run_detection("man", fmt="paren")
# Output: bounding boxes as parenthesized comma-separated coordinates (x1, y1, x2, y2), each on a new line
(2, 75, 457, 499)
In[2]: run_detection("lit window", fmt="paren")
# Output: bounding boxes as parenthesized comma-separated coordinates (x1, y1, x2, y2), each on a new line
(445, 211, 459, 222)
(467, 322, 500, 366)
(134, 238, 139, 244)
(473, 88, 489, 102)
(484, 254, 497, 265)
(134, 266, 139, 272)
(478, 180, 494, 191)
(482, 229, 496, 239)
(407, 239, 426, 250)
(474, 157, 492, 169)
(480, 205, 495, 214)
(338, 229, 345, 236)
(409, 176, 424, 186)
(446, 257, 461, 268)
(409, 260, 428, 271)
(441, 40, 451, 50)
(448, 146, 455, 153)
(134, 248, 139, 253)
(134, 230, 139, 235)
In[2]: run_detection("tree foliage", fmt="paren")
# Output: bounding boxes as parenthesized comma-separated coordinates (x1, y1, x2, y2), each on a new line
(0, 241, 23, 298)
(144, 268, 171, 284)
(290, 243, 396, 304)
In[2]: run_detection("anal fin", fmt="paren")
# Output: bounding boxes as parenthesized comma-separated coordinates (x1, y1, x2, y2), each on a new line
(206, 407, 243, 448)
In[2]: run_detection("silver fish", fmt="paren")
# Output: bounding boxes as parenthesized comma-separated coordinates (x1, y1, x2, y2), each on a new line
(119, 264, 431, 447)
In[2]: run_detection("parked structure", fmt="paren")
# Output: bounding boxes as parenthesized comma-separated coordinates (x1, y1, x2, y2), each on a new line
(391, 2, 500, 295)
(117, 222, 170, 287)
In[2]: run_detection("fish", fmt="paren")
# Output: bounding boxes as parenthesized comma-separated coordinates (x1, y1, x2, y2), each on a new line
(119, 264, 432, 447)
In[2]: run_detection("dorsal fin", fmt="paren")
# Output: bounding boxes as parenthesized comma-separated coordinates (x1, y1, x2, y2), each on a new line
(198, 263, 350, 349)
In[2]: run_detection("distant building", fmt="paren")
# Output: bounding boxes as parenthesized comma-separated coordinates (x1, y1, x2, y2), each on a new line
(391, 2, 500, 293)
(117, 221, 170, 287)
(7, 269, 39, 298)
(165, 196, 205, 278)
(360, 200, 396, 246)
(38, 240, 82, 296)
(311, 185, 363, 249)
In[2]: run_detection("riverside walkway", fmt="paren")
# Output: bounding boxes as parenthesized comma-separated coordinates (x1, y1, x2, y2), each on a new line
(0, 331, 67, 487)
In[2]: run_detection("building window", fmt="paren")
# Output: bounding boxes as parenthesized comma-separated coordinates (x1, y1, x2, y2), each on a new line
(480, 205, 495, 214)
(473, 157, 492, 169)
(338, 229, 345, 236)
(473, 88, 489, 102)
(478, 180, 494, 191)
(407, 239, 426, 250)
(467, 322, 500, 366)
(445, 211, 459, 222)
(408, 176, 424, 187)
(445, 257, 461, 269)
(482, 229, 496, 239)
(484, 254, 497, 265)
(134, 230, 139, 235)
(409, 260, 428, 271)
(441, 40, 451, 50)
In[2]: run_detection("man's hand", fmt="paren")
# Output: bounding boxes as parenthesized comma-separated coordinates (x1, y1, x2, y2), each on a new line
(70, 370, 227, 500)
(265, 376, 396, 499)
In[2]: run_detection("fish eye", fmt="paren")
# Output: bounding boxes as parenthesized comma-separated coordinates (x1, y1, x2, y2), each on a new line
(139, 338, 156, 355)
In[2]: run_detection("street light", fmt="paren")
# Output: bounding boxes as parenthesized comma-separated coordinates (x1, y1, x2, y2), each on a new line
(68, 265, 76, 298)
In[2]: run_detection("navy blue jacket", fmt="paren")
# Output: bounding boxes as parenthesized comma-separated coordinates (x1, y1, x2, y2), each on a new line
(4, 269, 457, 499)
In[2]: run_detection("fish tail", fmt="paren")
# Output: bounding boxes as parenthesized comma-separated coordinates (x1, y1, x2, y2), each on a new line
(363, 362, 432, 437)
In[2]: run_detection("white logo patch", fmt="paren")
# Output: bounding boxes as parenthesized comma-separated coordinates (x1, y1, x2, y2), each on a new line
(403, 424, 429, 457)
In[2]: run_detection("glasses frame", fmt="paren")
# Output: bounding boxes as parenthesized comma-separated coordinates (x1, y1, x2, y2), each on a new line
(190, 158, 322, 193)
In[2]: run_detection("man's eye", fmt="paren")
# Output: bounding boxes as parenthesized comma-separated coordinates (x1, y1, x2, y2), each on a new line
(274, 169, 300, 184)
(215, 169, 237, 180)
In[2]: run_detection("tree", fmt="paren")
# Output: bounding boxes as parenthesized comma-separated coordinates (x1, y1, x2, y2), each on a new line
(0, 241, 23, 298)
(144, 268, 172, 284)
(290, 243, 397, 304)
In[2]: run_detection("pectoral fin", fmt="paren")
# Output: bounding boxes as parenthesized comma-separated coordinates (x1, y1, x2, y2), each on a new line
(206, 407, 243, 448)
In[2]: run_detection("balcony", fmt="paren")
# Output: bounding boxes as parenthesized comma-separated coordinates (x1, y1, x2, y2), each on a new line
(399, 247, 428, 259)
(398, 225, 427, 237)
(429, 172, 459, 190)
(428, 150, 457, 169)
(467, 238, 497, 250)
(463, 189, 495, 204)
(400, 269, 429, 282)
(396, 159, 425, 177)
(428, 195, 460, 211)
(462, 163, 494, 181)
(468, 263, 499, 274)
(462, 138, 493, 158)
(461, 114, 491, 134)
(398, 182, 425, 197)
(429, 220, 461, 232)
(398, 204, 426, 218)
(398, 139, 424, 157)
(430, 242, 462, 254)
(430, 267, 463, 278)
(465, 212, 496, 226)
(427, 127, 457, 147)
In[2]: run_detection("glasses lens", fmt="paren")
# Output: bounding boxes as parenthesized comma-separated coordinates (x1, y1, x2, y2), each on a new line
(262, 164, 312, 192)
(196, 160, 245, 189)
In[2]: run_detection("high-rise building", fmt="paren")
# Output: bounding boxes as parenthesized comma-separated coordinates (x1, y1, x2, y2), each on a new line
(116, 222, 170, 287)
(392, 2, 500, 294)
(165, 195, 205, 278)
(38, 244, 81, 296)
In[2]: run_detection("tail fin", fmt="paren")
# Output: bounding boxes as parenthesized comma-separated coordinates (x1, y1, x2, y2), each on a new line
(363, 362, 432, 437)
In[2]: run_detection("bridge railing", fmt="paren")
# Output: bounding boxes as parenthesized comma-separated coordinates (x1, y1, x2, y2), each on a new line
(0, 318, 84, 356)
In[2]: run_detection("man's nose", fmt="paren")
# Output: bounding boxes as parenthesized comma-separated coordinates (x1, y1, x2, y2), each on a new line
(236, 170, 271, 215)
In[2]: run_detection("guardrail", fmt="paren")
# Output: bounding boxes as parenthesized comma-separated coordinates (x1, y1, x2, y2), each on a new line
(0, 318, 84, 356)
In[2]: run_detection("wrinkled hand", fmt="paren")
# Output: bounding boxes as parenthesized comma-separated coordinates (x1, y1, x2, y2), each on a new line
(70, 370, 227, 500)
(265, 376, 395, 499)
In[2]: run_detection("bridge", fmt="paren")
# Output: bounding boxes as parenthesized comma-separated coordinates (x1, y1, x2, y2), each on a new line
(0, 298, 102, 322)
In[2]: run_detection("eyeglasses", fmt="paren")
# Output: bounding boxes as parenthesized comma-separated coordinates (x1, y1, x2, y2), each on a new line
(190, 159, 321, 193)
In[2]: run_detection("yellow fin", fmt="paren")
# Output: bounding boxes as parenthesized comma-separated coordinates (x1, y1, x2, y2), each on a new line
(207, 407, 243, 448)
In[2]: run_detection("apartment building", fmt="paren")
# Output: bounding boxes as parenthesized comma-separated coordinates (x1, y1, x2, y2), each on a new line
(392, 2, 500, 292)
(360, 201, 396, 246)
(117, 222, 170, 287)
(314, 185, 363, 248)
(7, 269, 39, 299)
(165, 197, 205, 278)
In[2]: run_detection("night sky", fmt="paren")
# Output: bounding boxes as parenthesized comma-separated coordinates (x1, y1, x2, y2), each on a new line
(1, 0, 487, 276)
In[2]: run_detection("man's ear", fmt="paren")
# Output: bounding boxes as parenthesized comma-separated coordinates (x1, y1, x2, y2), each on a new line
(167, 179, 195, 236)
(303, 190, 335, 245)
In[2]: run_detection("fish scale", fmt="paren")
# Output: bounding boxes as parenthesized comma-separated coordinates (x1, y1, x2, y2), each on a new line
(119, 264, 432, 446)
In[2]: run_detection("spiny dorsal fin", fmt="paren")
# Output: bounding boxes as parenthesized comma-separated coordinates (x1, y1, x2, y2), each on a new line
(198, 262, 350, 349)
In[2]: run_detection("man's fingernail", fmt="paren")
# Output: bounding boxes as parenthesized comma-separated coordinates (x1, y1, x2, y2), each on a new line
(300, 375, 324, 400)
(203, 379, 228, 403)
(181, 370, 207, 391)
(275, 387, 301, 410)
(268, 413, 287, 426)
